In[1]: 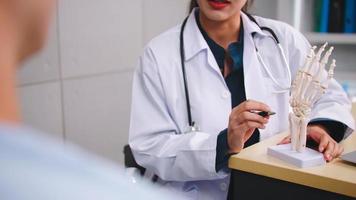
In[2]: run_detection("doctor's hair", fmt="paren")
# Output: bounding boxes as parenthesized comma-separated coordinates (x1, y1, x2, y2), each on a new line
(189, 0, 254, 13)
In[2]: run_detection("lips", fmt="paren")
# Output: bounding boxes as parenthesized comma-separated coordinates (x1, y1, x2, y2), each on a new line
(208, 0, 231, 10)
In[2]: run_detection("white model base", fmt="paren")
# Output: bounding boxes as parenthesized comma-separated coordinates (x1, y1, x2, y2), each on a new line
(267, 144, 326, 168)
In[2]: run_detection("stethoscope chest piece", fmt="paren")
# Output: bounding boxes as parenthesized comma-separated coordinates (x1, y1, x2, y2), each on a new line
(185, 122, 200, 133)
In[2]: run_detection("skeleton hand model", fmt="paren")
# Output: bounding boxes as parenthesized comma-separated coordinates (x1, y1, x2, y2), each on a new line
(289, 43, 336, 152)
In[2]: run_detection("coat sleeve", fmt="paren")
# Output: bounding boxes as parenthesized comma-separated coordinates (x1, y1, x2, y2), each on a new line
(129, 47, 227, 182)
(287, 26, 355, 139)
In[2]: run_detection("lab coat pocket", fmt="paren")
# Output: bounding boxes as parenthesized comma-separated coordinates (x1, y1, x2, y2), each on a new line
(262, 77, 290, 138)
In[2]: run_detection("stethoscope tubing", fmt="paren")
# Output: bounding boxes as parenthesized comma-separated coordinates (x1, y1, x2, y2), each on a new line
(254, 42, 292, 92)
(180, 13, 292, 132)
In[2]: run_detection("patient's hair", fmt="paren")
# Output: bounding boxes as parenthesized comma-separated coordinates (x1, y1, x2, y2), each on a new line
(189, 0, 254, 13)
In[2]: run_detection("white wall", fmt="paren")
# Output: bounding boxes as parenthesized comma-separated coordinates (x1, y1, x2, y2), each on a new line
(250, 0, 278, 19)
(18, 0, 190, 164)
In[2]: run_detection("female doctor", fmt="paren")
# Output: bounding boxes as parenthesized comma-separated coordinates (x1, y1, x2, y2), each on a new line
(129, 0, 355, 199)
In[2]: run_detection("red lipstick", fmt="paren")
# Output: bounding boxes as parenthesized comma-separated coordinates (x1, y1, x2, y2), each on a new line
(208, 0, 230, 10)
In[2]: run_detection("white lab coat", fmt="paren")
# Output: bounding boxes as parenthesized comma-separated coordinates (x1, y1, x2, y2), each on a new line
(129, 10, 355, 200)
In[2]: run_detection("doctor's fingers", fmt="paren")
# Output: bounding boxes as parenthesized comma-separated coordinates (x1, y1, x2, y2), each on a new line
(278, 135, 292, 145)
(243, 128, 256, 143)
(232, 111, 269, 125)
(323, 141, 336, 161)
(240, 121, 266, 131)
(229, 121, 263, 136)
(234, 100, 271, 114)
(328, 141, 343, 160)
(318, 133, 338, 161)
(318, 133, 330, 152)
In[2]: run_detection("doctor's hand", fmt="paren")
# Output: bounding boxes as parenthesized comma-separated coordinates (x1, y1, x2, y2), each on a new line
(227, 100, 271, 154)
(279, 125, 344, 162)
(307, 125, 344, 162)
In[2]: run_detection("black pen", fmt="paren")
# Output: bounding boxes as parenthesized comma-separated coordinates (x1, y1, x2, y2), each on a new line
(250, 110, 276, 117)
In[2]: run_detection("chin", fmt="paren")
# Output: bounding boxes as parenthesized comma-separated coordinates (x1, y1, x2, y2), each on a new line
(204, 11, 232, 22)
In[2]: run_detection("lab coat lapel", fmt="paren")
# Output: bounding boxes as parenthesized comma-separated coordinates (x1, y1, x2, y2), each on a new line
(242, 13, 268, 103)
(184, 9, 228, 84)
(184, 10, 271, 100)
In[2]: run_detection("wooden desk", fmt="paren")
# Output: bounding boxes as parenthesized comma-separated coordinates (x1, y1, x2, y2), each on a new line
(228, 132, 356, 200)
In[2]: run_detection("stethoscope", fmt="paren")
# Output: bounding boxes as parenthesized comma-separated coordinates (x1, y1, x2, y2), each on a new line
(180, 13, 292, 133)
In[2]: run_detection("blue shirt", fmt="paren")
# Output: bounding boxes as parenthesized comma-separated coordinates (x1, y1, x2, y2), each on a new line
(0, 124, 182, 200)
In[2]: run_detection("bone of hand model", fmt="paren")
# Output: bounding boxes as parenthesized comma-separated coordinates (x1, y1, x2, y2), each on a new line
(289, 43, 336, 152)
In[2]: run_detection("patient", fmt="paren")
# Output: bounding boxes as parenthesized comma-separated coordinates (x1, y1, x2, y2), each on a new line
(0, 0, 179, 199)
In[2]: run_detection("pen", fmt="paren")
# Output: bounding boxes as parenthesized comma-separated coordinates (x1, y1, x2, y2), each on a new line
(250, 110, 276, 117)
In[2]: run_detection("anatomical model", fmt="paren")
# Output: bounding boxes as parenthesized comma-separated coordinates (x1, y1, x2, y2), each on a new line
(289, 43, 336, 152)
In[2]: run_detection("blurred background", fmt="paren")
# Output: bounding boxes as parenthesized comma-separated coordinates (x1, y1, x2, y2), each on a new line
(18, 0, 356, 164)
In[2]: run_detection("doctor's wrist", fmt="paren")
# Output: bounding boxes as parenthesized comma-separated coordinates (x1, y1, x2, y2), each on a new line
(227, 130, 244, 154)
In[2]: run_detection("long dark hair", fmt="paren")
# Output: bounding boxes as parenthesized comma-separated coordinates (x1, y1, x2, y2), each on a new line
(189, 0, 254, 13)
